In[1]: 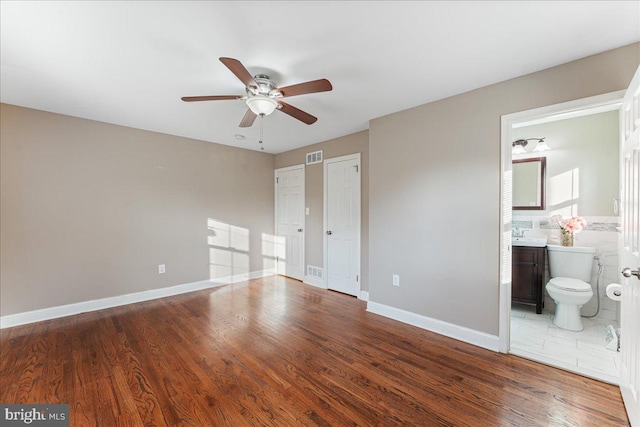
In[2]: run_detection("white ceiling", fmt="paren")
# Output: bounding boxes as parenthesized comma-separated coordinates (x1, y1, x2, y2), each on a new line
(1, 1, 638, 154)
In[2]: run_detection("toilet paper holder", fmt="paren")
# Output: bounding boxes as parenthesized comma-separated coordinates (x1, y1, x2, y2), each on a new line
(606, 283, 623, 301)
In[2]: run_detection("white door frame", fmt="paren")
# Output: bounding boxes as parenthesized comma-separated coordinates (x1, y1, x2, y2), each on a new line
(323, 153, 361, 294)
(498, 90, 625, 354)
(275, 164, 305, 280)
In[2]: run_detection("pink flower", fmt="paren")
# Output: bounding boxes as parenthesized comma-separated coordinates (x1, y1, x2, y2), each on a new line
(549, 214, 563, 225)
(551, 216, 587, 234)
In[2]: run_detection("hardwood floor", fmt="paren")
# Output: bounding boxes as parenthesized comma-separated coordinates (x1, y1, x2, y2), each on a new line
(0, 275, 630, 426)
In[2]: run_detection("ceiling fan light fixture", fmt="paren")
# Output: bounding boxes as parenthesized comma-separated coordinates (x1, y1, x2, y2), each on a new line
(182, 57, 331, 127)
(246, 96, 278, 116)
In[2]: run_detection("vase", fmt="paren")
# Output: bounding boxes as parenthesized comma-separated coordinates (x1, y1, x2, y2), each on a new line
(560, 229, 573, 247)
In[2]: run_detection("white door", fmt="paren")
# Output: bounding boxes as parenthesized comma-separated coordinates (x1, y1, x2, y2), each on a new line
(620, 65, 640, 427)
(275, 165, 305, 281)
(324, 154, 361, 297)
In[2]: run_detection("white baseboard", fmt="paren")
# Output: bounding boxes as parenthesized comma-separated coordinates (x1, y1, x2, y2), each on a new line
(303, 275, 326, 289)
(359, 291, 369, 301)
(0, 269, 275, 329)
(366, 301, 500, 352)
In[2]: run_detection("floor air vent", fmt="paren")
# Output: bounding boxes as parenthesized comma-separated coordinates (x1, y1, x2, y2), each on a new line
(307, 265, 324, 279)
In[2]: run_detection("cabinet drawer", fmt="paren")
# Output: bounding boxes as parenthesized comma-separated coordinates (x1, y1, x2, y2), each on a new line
(513, 248, 539, 265)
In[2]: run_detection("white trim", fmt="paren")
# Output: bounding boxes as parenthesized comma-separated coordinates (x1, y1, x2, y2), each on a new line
(367, 301, 499, 352)
(303, 275, 327, 289)
(274, 164, 306, 173)
(499, 90, 625, 354)
(503, 91, 624, 125)
(323, 153, 361, 296)
(512, 96, 623, 128)
(0, 269, 275, 329)
(359, 290, 370, 302)
(274, 164, 305, 281)
(499, 112, 513, 353)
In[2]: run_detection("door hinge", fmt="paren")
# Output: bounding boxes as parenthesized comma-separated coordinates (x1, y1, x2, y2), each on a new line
(356, 274, 359, 282)
(354, 165, 359, 173)
(276, 177, 279, 183)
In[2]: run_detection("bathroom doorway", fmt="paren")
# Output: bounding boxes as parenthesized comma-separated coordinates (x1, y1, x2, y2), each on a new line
(498, 90, 625, 385)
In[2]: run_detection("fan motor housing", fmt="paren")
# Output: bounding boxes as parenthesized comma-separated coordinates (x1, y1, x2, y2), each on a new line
(250, 74, 277, 96)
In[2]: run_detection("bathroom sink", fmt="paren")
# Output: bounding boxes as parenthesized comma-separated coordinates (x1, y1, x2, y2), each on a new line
(512, 237, 547, 247)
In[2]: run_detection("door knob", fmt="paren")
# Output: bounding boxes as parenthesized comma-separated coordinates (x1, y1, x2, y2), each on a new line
(621, 267, 640, 280)
(297, 228, 303, 232)
(326, 231, 332, 235)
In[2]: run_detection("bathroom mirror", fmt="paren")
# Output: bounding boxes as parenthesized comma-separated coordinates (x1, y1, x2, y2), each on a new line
(513, 157, 546, 210)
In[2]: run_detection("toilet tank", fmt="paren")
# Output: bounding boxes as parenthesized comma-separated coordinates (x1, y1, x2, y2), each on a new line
(547, 244, 595, 282)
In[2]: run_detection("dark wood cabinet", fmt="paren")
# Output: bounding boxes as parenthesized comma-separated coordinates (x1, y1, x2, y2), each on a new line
(512, 246, 546, 314)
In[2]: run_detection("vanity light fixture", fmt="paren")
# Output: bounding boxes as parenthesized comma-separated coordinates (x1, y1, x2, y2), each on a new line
(512, 137, 549, 154)
(532, 137, 550, 152)
(512, 139, 528, 155)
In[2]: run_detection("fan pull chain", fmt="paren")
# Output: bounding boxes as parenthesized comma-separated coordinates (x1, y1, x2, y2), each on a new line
(259, 113, 264, 150)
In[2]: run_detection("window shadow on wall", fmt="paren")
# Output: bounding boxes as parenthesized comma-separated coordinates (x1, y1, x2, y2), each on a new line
(549, 168, 580, 217)
(208, 218, 249, 281)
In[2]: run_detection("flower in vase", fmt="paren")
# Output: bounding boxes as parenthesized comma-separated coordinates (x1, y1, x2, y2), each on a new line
(549, 215, 587, 246)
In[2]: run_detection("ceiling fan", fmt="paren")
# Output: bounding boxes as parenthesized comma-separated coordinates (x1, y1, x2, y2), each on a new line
(182, 57, 332, 127)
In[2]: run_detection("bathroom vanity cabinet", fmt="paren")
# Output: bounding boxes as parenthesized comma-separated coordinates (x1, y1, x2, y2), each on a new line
(512, 246, 546, 314)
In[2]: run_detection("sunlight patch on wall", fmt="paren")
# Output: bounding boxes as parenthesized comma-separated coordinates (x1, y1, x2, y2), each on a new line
(261, 233, 277, 271)
(209, 247, 232, 279)
(549, 168, 580, 216)
(208, 219, 249, 250)
(207, 218, 250, 281)
(274, 235, 286, 261)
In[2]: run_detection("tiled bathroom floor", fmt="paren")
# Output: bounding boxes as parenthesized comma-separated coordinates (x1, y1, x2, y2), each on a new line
(510, 304, 620, 384)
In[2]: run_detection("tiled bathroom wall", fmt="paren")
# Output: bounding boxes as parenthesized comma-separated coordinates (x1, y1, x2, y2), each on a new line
(512, 215, 621, 324)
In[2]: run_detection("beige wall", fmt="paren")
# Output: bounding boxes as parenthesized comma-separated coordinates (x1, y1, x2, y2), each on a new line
(368, 43, 639, 336)
(275, 131, 369, 291)
(1, 104, 275, 315)
(3, 42, 637, 333)
(513, 110, 619, 217)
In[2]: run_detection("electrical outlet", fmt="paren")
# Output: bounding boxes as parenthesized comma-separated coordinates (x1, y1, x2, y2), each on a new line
(392, 274, 400, 286)
(158, 264, 166, 274)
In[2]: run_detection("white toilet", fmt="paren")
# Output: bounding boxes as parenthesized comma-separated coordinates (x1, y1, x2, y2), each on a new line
(545, 244, 596, 331)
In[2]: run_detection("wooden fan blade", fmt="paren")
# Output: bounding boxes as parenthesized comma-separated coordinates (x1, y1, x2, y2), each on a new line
(181, 95, 243, 102)
(220, 57, 258, 89)
(276, 79, 332, 98)
(239, 109, 257, 128)
(277, 101, 317, 125)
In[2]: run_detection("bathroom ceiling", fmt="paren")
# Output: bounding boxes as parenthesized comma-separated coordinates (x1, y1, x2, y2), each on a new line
(1, 1, 638, 154)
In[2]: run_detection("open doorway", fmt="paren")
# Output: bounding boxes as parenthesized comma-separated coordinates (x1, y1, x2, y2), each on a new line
(499, 90, 625, 385)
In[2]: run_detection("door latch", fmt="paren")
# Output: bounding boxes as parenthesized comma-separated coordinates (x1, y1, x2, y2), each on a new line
(621, 267, 640, 280)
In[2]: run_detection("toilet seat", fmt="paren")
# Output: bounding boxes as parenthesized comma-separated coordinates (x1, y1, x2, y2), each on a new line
(548, 277, 592, 292)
